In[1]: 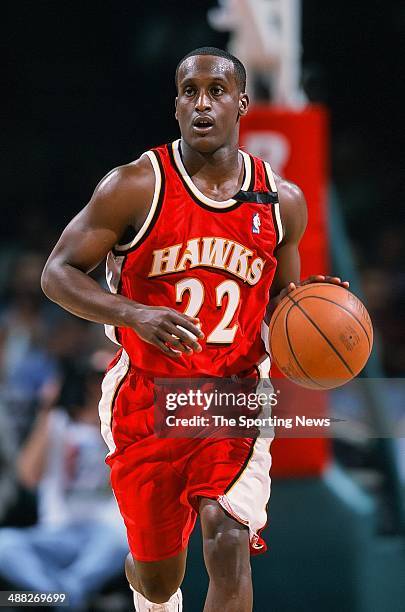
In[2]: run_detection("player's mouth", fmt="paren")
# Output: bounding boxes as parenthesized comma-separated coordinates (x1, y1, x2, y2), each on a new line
(192, 116, 215, 134)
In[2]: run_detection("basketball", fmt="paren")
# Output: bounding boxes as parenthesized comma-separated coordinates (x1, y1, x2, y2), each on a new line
(269, 283, 373, 389)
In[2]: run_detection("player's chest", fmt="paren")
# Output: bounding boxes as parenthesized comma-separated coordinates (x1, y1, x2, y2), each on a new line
(133, 203, 278, 286)
(155, 201, 276, 257)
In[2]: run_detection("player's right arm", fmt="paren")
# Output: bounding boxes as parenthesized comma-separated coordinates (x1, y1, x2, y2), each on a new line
(41, 155, 203, 355)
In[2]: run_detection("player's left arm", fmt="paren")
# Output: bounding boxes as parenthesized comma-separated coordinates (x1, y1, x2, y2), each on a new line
(265, 176, 348, 321)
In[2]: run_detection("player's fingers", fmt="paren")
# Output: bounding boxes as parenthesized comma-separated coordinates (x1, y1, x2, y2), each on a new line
(302, 275, 325, 285)
(171, 313, 204, 339)
(154, 337, 183, 356)
(158, 330, 193, 354)
(301, 275, 349, 288)
(183, 314, 201, 324)
(325, 276, 350, 288)
(164, 322, 202, 353)
(325, 276, 350, 287)
(279, 282, 297, 300)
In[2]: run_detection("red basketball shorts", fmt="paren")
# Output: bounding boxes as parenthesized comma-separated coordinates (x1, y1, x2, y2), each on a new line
(98, 349, 273, 562)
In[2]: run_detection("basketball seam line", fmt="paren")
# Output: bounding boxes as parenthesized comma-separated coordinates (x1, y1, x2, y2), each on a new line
(270, 299, 323, 386)
(296, 295, 371, 350)
(284, 305, 330, 388)
(287, 295, 355, 376)
(269, 284, 322, 335)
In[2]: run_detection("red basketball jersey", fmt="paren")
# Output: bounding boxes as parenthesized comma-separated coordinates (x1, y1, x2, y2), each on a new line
(105, 139, 283, 377)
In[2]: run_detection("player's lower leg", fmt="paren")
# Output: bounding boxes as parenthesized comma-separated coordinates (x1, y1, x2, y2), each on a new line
(125, 550, 187, 611)
(200, 498, 253, 612)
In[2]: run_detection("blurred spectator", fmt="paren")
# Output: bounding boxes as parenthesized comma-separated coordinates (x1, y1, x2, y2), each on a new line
(0, 403, 18, 522)
(0, 252, 59, 443)
(0, 355, 128, 610)
(361, 265, 405, 375)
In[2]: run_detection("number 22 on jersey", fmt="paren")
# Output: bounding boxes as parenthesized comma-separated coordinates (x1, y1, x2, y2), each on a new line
(176, 278, 240, 344)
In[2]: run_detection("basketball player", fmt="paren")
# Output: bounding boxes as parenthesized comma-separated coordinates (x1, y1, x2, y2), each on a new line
(41, 48, 348, 612)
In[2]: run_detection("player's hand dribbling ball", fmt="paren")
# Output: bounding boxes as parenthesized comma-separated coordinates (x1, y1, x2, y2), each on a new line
(269, 283, 373, 389)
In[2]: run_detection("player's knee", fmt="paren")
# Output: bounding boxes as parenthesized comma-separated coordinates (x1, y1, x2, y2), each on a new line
(125, 552, 183, 604)
(140, 565, 183, 604)
(141, 581, 180, 605)
(205, 528, 250, 580)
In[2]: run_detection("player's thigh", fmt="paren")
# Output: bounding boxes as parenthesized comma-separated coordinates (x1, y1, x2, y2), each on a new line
(110, 442, 197, 562)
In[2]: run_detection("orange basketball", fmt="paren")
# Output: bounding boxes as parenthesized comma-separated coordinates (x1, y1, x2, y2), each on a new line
(269, 283, 373, 389)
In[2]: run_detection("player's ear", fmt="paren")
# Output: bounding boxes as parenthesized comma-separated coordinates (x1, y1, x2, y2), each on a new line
(238, 93, 249, 117)
(175, 96, 178, 120)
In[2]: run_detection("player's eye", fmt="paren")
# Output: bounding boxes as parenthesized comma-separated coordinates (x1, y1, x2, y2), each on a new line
(211, 86, 224, 96)
(184, 87, 195, 96)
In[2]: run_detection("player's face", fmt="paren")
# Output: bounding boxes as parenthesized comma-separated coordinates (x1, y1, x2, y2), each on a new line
(175, 55, 249, 153)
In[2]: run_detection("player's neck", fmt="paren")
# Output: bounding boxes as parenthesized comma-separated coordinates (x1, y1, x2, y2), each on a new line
(179, 138, 241, 188)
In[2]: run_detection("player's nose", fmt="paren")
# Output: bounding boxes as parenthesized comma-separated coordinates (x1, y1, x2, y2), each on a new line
(195, 90, 211, 112)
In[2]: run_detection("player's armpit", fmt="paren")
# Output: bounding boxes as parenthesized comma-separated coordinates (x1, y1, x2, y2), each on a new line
(270, 242, 301, 299)
(265, 179, 308, 320)
(276, 178, 308, 248)
(266, 182, 349, 322)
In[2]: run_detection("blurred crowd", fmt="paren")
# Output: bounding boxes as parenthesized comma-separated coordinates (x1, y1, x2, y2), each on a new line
(333, 132, 405, 376)
(0, 245, 130, 611)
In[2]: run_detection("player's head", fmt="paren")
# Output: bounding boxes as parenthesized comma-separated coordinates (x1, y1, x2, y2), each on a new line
(175, 47, 246, 93)
(175, 47, 249, 153)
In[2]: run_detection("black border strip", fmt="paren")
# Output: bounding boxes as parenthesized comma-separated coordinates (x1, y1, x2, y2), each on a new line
(114, 254, 127, 343)
(234, 190, 278, 204)
(262, 160, 281, 245)
(271, 204, 280, 245)
(109, 354, 131, 432)
(112, 150, 166, 255)
(248, 154, 256, 191)
(224, 438, 256, 493)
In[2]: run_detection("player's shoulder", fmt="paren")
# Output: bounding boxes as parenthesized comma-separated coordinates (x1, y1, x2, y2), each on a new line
(94, 153, 155, 202)
(273, 173, 307, 241)
(273, 173, 306, 209)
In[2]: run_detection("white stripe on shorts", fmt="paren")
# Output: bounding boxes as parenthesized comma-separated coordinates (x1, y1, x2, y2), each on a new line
(217, 437, 272, 549)
(217, 360, 274, 550)
(98, 349, 130, 456)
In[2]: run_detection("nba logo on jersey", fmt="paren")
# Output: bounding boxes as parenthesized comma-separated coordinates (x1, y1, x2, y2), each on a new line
(252, 212, 261, 234)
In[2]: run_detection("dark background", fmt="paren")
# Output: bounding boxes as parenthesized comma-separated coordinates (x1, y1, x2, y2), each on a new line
(3, 0, 404, 239)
